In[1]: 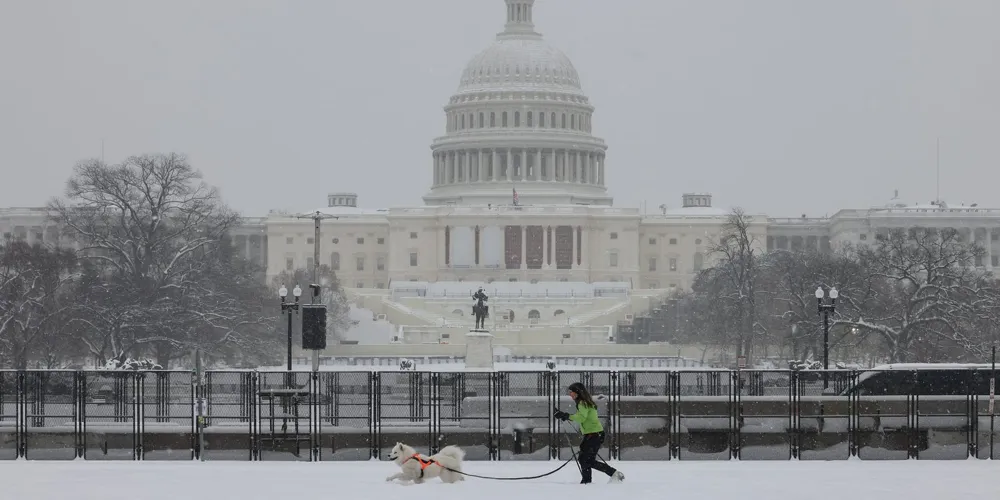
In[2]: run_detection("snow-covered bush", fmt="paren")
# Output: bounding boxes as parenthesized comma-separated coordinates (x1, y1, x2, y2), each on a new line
(103, 358, 163, 370)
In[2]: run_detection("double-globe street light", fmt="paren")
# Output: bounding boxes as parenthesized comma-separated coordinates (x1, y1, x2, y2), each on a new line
(279, 284, 303, 371)
(815, 286, 839, 389)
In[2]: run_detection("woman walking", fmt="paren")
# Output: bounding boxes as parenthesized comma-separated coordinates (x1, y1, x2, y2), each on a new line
(553, 382, 625, 484)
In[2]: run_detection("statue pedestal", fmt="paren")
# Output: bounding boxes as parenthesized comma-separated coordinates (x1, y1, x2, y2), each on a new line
(465, 329, 495, 370)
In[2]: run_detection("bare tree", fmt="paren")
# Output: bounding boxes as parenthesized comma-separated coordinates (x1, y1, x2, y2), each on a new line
(844, 227, 996, 362)
(705, 208, 765, 361)
(0, 240, 78, 369)
(48, 153, 244, 363)
(763, 247, 876, 362)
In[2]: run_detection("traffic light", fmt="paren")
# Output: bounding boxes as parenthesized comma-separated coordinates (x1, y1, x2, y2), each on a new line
(302, 304, 327, 350)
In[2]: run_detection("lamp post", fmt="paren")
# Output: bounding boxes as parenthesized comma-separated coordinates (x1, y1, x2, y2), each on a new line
(815, 286, 839, 389)
(279, 284, 302, 371)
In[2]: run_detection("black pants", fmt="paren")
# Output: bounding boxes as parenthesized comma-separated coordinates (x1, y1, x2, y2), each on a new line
(578, 432, 616, 483)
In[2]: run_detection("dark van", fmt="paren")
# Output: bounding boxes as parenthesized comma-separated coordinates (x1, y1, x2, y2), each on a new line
(840, 363, 1000, 396)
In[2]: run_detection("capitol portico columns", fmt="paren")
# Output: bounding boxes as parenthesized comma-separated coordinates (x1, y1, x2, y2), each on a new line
(521, 225, 527, 270)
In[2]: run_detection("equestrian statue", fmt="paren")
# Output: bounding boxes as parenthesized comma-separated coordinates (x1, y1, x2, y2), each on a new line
(472, 287, 489, 330)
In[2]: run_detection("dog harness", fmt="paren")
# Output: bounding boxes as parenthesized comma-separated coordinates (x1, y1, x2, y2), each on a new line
(406, 453, 439, 478)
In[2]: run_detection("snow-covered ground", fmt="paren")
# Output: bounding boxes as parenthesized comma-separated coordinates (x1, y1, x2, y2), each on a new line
(340, 304, 396, 344)
(2, 460, 997, 499)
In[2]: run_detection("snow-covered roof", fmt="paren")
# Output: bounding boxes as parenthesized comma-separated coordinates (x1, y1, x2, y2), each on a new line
(391, 280, 630, 298)
(308, 206, 388, 216)
(660, 206, 730, 217)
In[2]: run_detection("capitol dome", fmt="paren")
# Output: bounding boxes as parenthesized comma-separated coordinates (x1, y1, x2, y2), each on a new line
(423, 0, 612, 207)
(457, 34, 583, 94)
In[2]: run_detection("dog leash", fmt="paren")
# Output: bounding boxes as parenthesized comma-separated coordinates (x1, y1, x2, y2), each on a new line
(442, 456, 577, 481)
(441, 423, 583, 481)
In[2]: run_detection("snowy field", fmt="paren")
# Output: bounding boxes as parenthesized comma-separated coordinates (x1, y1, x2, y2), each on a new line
(2, 459, 998, 499)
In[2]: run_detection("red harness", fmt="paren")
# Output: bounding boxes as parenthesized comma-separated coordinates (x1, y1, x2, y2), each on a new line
(405, 453, 439, 478)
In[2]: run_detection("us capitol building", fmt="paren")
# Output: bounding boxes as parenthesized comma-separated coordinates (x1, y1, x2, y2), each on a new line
(2, 0, 998, 352)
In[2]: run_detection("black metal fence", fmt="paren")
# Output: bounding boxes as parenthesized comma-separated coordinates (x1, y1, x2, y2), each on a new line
(0, 369, 997, 461)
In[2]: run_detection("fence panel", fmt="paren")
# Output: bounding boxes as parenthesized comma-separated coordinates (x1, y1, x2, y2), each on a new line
(24, 371, 79, 460)
(81, 371, 138, 460)
(375, 371, 433, 458)
(140, 371, 195, 460)
(910, 369, 974, 460)
(615, 371, 672, 460)
(202, 371, 255, 461)
(318, 371, 372, 461)
(438, 372, 494, 460)
(0, 371, 18, 459)
(675, 371, 735, 460)
(493, 371, 553, 460)
(797, 371, 855, 461)
(255, 371, 313, 461)
(737, 371, 795, 460)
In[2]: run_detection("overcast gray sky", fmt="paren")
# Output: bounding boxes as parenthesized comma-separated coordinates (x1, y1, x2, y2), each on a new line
(1, 0, 997, 218)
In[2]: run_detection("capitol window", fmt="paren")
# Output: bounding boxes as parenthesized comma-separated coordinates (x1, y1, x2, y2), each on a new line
(286, 237, 293, 244)
(357, 237, 364, 244)
(502, 112, 508, 127)
(514, 111, 520, 127)
(377, 237, 385, 244)
(356, 257, 365, 271)
(649, 237, 656, 245)
(409, 252, 418, 267)
(610, 232, 618, 239)
(649, 257, 657, 271)
(609, 252, 619, 268)
(332, 238, 339, 244)
(527, 112, 533, 127)
(540, 113, 545, 127)
(307, 237, 314, 245)
(669, 258, 677, 271)
(285, 257, 294, 271)
(410, 232, 418, 239)
(669, 238, 678, 245)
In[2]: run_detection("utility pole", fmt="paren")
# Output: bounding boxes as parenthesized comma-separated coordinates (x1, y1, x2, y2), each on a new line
(295, 211, 339, 372)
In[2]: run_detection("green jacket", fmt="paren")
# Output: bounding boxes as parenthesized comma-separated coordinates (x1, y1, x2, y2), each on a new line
(568, 403, 604, 434)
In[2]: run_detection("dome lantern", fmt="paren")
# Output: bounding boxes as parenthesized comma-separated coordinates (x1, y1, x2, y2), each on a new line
(500, 0, 541, 40)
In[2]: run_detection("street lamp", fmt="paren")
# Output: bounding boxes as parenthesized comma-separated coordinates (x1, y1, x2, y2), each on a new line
(815, 286, 838, 388)
(279, 284, 303, 370)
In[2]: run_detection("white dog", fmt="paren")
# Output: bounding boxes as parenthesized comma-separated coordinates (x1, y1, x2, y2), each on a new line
(385, 442, 467, 484)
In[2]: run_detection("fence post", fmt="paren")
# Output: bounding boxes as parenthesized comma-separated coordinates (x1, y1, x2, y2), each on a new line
(609, 371, 619, 460)
(369, 371, 380, 460)
(730, 370, 741, 460)
(310, 370, 319, 462)
(134, 371, 143, 460)
(16, 371, 25, 458)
